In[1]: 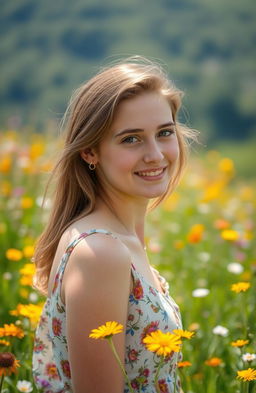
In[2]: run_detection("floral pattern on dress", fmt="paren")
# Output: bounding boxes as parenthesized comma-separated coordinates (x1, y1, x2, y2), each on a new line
(32, 229, 183, 393)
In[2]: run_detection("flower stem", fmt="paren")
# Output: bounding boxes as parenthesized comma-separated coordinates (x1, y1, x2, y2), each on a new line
(107, 337, 135, 393)
(240, 294, 248, 338)
(241, 381, 249, 393)
(154, 357, 165, 393)
(0, 375, 4, 393)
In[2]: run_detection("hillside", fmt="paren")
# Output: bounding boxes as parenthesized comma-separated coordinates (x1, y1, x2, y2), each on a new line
(1, 0, 256, 143)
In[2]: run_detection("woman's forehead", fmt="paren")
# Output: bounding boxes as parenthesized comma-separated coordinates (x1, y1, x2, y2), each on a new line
(110, 92, 174, 133)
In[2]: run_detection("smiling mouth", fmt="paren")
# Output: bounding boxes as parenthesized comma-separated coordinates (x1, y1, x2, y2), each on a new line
(135, 167, 166, 178)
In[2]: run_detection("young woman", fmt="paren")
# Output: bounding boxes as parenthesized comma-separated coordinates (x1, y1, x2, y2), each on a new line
(32, 57, 197, 393)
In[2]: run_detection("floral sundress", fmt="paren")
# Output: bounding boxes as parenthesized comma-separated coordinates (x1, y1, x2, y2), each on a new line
(32, 229, 183, 393)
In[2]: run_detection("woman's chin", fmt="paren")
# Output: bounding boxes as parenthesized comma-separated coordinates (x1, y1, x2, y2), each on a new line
(139, 185, 169, 200)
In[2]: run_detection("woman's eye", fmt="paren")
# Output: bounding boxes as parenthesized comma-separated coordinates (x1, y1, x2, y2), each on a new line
(158, 129, 174, 137)
(121, 136, 139, 144)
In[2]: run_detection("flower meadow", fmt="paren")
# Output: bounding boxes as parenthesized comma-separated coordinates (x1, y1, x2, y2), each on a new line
(0, 129, 255, 393)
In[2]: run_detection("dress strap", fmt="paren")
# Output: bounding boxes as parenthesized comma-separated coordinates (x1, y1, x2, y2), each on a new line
(51, 229, 118, 300)
(64, 228, 117, 256)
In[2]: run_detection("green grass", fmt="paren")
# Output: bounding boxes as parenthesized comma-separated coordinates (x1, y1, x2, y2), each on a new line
(0, 130, 255, 392)
(206, 137, 256, 180)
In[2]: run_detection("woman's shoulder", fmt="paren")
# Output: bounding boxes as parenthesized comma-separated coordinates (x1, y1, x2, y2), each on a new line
(61, 213, 132, 264)
(62, 228, 132, 305)
(67, 228, 131, 271)
(58, 212, 134, 285)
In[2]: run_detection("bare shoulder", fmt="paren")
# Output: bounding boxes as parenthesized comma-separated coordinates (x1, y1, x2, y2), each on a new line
(69, 231, 131, 269)
(62, 232, 132, 301)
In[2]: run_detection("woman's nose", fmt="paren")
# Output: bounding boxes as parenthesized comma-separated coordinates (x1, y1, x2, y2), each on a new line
(143, 141, 164, 163)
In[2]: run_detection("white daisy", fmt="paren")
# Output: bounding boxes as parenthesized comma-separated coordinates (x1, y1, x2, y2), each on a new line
(242, 353, 256, 362)
(227, 262, 244, 274)
(212, 325, 229, 337)
(192, 288, 210, 298)
(17, 380, 33, 393)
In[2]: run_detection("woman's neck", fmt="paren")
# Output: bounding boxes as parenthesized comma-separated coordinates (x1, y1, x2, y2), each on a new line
(94, 193, 148, 246)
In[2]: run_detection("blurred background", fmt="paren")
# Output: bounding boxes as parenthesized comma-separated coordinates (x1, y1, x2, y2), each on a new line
(0, 2, 256, 391)
(1, 0, 256, 162)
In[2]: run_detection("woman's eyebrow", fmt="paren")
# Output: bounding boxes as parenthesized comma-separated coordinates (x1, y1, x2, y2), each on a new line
(114, 122, 175, 138)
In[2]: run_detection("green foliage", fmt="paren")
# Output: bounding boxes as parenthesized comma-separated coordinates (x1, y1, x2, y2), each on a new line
(212, 138, 256, 180)
(0, 129, 256, 391)
(1, 0, 256, 141)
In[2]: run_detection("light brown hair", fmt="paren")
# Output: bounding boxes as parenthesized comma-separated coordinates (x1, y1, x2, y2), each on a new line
(33, 56, 199, 295)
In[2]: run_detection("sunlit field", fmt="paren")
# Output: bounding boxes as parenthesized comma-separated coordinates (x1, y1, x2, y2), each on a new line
(0, 130, 255, 393)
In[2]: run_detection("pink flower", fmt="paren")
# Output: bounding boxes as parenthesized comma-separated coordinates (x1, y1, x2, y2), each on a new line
(140, 321, 159, 343)
(133, 280, 144, 300)
(158, 379, 169, 393)
(45, 363, 59, 380)
(128, 349, 139, 362)
(52, 318, 62, 336)
(61, 360, 71, 379)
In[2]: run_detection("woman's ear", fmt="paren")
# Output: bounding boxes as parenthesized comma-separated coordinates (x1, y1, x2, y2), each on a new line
(80, 148, 98, 165)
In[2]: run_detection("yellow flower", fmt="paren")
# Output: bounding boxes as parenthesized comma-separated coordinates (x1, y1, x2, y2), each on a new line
(29, 142, 44, 160)
(0, 352, 20, 376)
(19, 288, 29, 299)
(0, 156, 12, 173)
(90, 321, 135, 392)
(187, 224, 204, 244)
(231, 339, 249, 347)
(163, 192, 180, 211)
(231, 282, 251, 293)
(6, 248, 23, 261)
(19, 263, 35, 286)
(0, 340, 10, 346)
(20, 276, 32, 286)
(19, 263, 35, 275)
(173, 240, 185, 250)
(0, 324, 24, 339)
(10, 303, 43, 328)
(205, 357, 222, 367)
(143, 330, 182, 357)
(218, 158, 235, 175)
(201, 181, 223, 202)
(237, 368, 256, 381)
(1, 181, 11, 196)
(173, 329, 195, 339)
(21, 197, 34, 209)
(221, 229, 239, 241)
(23, 245, 35, 258)
(178, 361, 192, 368)
(89, 321, 123, 339)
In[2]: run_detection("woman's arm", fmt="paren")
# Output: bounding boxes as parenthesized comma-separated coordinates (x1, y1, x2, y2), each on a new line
(64, 234, 132, 393)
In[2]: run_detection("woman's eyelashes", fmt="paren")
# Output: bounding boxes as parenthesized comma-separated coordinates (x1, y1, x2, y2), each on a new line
(121, 135, 139, 144)
(121, 129, 175, 144)
(158, 129, 175, 137)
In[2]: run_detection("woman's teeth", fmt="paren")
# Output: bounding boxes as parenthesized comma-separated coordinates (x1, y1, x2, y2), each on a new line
(136, 169, 164, 177)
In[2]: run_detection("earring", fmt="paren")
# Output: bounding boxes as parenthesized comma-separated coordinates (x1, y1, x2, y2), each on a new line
(89, 162, 96, 170)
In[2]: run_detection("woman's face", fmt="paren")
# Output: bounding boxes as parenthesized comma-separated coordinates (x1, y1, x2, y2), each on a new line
(95, 91, 180, 202)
